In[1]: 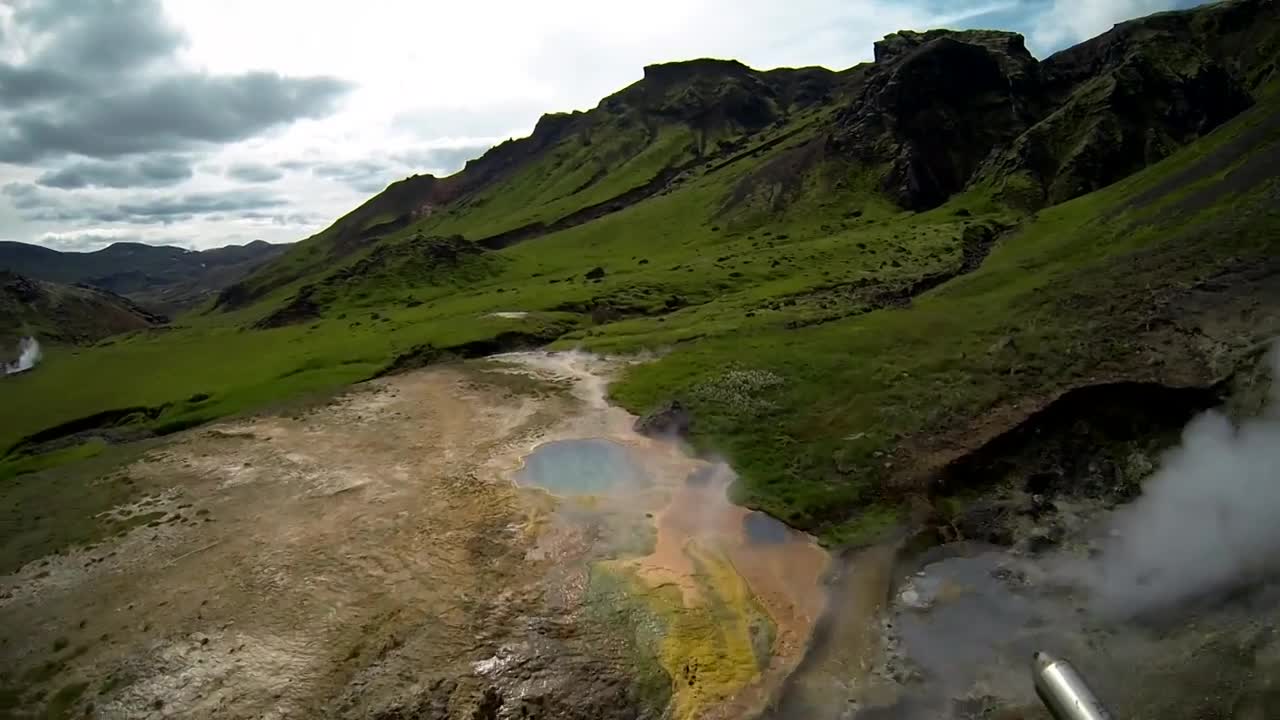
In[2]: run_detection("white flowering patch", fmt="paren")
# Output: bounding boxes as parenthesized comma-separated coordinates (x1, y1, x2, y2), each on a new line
(691, 368, 786, 414)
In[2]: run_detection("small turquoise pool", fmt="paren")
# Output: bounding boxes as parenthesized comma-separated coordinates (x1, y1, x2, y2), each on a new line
(517, 439, 648, 496)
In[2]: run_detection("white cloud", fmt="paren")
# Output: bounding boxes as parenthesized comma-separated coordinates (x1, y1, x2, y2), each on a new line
(1029, 0, 1178, 54)
(37, 228, 153, 252)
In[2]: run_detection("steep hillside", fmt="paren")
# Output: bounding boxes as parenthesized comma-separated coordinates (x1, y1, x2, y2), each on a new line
(0, 271, 165, 349)
(0, 239, 288, 315)
(220, 0, 1275, 328)
(214, 60, 842, 310)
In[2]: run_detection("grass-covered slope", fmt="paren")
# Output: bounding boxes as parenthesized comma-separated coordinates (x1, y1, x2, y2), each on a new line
(222, 0, 1276, 331)
(607, 87, 1280, 540)
(1, 0, 1276, 548)
(216, 60, 839, 313)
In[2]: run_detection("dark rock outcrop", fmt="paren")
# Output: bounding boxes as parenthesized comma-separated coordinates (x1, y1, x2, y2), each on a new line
(830, 0, 1277, 210)
(252, 285, 322, 329)
(1, 272, 41, 303)
(831, 30, 1044, 210)
(375, 325, 575, 377)
(976, 1, 1267, 207)
(932, 380, 1224, 549)
(634, 400, 693, 438)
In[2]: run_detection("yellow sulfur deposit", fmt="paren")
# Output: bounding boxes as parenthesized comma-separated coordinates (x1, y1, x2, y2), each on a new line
(628, 540, 773, 720)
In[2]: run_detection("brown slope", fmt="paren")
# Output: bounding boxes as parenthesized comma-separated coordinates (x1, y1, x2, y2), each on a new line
(1, 271, 165, 349)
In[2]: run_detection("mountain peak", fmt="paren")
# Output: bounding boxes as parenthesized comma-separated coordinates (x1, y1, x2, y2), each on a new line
(641, 58, 753, 84)
(99, 241, 184, 255)
(873, 29, 1030, 65)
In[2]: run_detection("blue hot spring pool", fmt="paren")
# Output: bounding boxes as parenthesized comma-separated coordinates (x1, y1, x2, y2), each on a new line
(743, 511, 791, 545)
(517, 439, 648, 496)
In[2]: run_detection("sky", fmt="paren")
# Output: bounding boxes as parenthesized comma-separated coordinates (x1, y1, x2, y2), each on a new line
(0, 0, 1204, 252)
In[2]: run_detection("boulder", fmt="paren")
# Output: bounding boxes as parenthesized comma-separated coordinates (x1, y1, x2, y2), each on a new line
(634, 400, 692, 438)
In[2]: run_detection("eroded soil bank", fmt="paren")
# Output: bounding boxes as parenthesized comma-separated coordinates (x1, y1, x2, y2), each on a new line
(0, 353, 830, 720)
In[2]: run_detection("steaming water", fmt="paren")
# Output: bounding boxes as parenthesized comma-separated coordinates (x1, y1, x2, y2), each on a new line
(776, 523, 1280, 719)
(516, 439, 649, 495)
(1070, 346, 1280, 616)
(4, 336, 41, 375)
(500, 349, 1280, 716)
(881, 550, 1075, 717)
(773, 546, 1157, 719)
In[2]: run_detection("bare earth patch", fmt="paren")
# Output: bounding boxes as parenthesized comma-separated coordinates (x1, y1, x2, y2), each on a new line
(0, 366, 566, 718)
(0, 355, 831, 720)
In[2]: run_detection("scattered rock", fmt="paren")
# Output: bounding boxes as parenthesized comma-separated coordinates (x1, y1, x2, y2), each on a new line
(952, 501, 1016, 545)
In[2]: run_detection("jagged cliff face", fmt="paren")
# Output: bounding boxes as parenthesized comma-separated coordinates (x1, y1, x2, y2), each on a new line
(215, 59, 840, 310)
(830, 30, 1044, 210)
(826, 0, 1278, 209)
(976, 0, 1275, 207)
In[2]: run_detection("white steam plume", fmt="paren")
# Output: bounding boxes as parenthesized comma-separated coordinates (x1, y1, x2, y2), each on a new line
(1080, 341, 1280, 615)
(4, 337, 41, 375)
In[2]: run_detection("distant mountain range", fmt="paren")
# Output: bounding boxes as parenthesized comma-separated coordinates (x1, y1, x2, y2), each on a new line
(0, 239, 288, 317)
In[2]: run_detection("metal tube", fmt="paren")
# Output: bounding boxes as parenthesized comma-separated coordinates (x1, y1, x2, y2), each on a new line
(1033, 651, 1114, 720)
